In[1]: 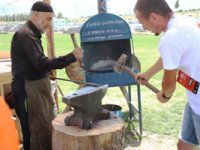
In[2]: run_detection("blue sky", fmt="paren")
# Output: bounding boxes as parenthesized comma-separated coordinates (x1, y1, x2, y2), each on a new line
(0, 0, 200, 18)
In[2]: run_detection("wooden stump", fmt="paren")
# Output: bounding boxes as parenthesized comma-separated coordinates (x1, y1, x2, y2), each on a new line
(52, 111, 125, 150)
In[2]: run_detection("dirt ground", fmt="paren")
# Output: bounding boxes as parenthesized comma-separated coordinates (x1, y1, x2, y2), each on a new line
(102, 97, 178, 150)
(124, 131, 177, 150)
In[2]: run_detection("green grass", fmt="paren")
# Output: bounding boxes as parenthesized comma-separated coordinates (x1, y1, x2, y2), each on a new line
(0, 34, 13, 51)
(0, 33, 186, 139)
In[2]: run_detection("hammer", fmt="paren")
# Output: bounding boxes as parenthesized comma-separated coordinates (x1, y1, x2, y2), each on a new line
(65, 27, 80, 48)
(114, 54, 159, 93)
(65, 27, 83, 66)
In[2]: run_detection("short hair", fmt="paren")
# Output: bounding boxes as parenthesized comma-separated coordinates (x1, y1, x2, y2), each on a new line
(134, 0, 172, 19)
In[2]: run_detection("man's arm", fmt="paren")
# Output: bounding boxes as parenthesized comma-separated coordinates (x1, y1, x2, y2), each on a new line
(157, 69, 177, 103)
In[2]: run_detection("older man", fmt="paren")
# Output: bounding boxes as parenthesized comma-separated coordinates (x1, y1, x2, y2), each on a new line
(11, 1, 83, 150)
(134, 0, 200, 149)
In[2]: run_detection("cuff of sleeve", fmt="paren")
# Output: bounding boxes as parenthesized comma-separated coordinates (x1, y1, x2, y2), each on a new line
(65, 53, 76, 63)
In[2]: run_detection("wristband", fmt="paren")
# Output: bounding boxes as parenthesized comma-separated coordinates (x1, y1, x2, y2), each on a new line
(162, 93, 171, 99)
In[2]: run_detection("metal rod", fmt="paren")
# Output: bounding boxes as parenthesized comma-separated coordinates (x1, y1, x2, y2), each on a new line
(53, 77, 100, 87)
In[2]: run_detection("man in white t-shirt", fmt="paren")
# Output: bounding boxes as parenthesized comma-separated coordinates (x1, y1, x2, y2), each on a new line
(134, 0, 200, 149)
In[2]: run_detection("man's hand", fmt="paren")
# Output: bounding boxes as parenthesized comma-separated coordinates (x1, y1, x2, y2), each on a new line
(72, 47, 83, 67)
(72, 47, 83, 62)
(135, 72, 151, 84)
(49, 71, 56, 80)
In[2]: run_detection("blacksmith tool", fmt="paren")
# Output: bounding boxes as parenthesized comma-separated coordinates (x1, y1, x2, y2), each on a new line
(65, 27, 80, 48)
(63, 84, 110, 129)
(65, 27, 83, 66)
(65, 27, 85, 89)
(50, 76, 99, 87)
(114, 53, 159, 93)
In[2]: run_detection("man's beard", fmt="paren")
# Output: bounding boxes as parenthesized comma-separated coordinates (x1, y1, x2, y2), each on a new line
(155, 33, 160, 36)
(41, 26, 48, 34)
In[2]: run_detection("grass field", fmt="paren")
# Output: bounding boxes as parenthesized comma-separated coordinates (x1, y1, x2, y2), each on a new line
(0, 33, 187, 140)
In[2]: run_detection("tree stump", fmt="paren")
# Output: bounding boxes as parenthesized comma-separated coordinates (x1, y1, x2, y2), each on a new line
(52, 111, 125, 150)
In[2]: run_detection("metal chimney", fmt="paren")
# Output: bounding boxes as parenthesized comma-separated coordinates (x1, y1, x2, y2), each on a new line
(98, 0, 107, 13)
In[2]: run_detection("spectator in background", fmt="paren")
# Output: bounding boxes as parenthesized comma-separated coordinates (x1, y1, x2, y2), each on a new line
(134, 0, 200, 149)
(11, 1, 83, 150)
(0, 96, 19, 150)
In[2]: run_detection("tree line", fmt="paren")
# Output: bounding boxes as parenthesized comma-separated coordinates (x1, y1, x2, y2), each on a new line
(0, 13, 29, 22)
(0, 12, 65, 22)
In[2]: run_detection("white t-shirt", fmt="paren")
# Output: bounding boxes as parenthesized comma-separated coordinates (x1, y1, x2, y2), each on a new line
(159, 15, 200, 115)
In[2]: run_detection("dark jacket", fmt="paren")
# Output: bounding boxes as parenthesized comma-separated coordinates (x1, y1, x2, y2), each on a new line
(11, 20, 76, 81)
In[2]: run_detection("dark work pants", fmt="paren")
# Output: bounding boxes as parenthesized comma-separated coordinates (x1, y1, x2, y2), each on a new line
(12, 79, 30, 150)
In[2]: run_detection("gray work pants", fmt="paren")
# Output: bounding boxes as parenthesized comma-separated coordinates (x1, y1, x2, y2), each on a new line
(25, 76, 55, 150)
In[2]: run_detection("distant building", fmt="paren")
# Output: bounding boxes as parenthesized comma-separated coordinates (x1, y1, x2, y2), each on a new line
(53, 18, 70, 32)
(53, 18, 69, 28)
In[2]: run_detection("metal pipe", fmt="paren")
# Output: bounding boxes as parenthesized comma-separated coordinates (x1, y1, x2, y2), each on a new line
(98, 0, 107, 14)
(52, 77, 100, 87)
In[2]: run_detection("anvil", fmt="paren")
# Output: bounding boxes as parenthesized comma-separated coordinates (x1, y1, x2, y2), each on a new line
(62, 84, 110, 129)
